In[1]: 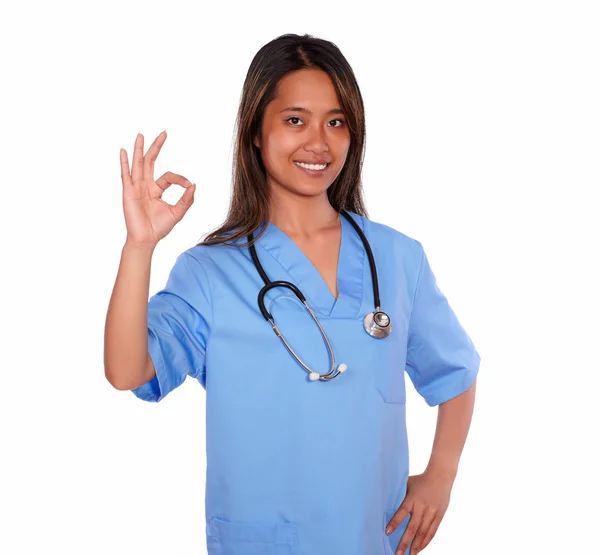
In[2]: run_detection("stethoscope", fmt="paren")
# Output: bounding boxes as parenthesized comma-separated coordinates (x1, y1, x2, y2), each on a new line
(247, 210, 392, 382)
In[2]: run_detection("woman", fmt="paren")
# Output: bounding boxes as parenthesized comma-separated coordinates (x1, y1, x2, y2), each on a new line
(105, 33, 481, 555)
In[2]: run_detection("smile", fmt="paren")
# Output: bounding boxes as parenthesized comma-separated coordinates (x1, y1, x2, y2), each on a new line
(294, 161, 330, 174)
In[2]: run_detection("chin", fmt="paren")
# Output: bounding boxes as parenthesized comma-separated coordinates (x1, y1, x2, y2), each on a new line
(292, 181, 332, 197)
(268, 171, 334, 197)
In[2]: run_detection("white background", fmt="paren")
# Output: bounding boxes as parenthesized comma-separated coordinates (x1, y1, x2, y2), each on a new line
(1, 1, 598, 553)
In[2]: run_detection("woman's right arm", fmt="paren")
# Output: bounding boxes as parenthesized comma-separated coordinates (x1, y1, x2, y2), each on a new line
(104, 242, 156, 390)
(104, 131, 196, 391)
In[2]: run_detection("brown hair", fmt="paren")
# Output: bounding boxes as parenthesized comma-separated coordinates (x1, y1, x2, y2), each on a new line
(197, 33, 369, 248)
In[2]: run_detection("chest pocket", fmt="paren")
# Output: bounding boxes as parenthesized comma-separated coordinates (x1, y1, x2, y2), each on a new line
(207, 517, 299, 555)
(371, 328, 407, 404)
(374, 363, 407, 404)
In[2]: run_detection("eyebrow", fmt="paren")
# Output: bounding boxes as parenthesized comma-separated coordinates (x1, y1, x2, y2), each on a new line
(279, 106, 345, 115)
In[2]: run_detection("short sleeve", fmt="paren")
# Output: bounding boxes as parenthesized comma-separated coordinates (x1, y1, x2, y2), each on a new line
(405, 242, 481, 407)
(130, 251, 213, 403)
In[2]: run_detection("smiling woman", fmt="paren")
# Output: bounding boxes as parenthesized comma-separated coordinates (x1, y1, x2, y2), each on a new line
(109, 32, 481, 555)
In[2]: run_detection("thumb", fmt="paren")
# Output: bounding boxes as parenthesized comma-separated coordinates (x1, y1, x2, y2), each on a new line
(171, 183, 196, 221)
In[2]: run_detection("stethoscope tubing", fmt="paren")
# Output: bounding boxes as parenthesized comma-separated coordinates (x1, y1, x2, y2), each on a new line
(249, 210, 381, 311)
(339, 210, 381, 310)
(247, 210, 389, 381)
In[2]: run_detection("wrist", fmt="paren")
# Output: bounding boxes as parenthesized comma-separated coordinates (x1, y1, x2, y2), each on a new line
(123, 240, 157, 253)
(424, 462, 458, 483)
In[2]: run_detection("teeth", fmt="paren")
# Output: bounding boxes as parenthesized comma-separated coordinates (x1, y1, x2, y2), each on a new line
(295, 161, 328, 170)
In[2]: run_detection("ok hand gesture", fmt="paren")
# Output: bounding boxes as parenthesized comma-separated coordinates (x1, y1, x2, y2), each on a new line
(120, 131, 196, 248)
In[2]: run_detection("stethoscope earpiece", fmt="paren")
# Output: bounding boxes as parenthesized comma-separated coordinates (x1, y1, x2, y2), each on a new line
(249, 210, 391, 382)
(309, 362, 347, 382)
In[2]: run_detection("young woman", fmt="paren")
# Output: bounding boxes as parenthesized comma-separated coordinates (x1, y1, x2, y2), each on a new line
(105, 33, 481, 555)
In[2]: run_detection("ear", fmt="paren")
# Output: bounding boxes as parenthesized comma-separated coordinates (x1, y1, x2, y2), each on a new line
(253, 135, 260, 149)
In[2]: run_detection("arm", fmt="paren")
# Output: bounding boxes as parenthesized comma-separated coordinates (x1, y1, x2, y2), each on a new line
(104, 242, 156, 390)
(425, 377, 477, 481)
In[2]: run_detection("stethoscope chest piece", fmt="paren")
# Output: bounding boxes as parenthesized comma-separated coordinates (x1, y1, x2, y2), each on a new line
(363, 310, 392, 338)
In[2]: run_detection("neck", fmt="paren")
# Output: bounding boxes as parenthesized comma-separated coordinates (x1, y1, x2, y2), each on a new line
(268, 191, 340, 240)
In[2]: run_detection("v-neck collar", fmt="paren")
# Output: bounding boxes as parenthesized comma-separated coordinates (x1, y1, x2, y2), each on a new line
(254, 211, 365, 319)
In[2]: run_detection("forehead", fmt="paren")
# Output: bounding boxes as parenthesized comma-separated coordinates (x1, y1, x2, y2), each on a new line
(271, 69, 340, 109)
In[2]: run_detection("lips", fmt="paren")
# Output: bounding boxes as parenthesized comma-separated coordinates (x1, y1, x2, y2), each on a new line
(293, 161, 330, 176)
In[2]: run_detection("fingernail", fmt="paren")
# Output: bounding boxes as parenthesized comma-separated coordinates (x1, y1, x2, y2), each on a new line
(385, 525, 392, 535)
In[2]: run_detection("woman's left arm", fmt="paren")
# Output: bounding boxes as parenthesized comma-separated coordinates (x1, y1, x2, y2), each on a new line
(386, 378, 478, 554)
(426, 376, 477, 480)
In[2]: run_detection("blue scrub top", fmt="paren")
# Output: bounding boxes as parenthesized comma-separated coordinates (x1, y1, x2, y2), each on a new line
(131, 211, 481, 555)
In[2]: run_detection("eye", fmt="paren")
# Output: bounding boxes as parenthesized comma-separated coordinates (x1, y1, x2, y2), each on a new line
(285, 116, 303, 126)
(284, 117, 346, 127)
(329, 118, 346, 127)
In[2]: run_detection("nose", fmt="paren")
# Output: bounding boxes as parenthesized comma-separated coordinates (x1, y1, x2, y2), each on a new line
(303, 124, 330, 154)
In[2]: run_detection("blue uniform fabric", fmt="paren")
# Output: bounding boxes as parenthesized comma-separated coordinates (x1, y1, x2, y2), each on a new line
(131, 212, 481, 554)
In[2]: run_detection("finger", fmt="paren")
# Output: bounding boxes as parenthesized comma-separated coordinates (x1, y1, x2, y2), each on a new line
(143, 130, 167, 184)
(131, 133, 144, 184)
(155, 172, 194, 194)
(396, 506, 423, 555)
(169, 183, 196, 222)
(414, 515, 442, 553)
(120, 148, 132, 189)
(409, 509, 437, 554)
(386, 504, 411, 536)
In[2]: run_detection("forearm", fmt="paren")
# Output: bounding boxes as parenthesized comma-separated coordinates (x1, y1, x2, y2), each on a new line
(104, 242, 155, 389)
(425, 377, 477, 481)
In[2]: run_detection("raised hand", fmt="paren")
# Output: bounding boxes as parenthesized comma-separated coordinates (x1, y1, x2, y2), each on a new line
(120, 131, 196, 248)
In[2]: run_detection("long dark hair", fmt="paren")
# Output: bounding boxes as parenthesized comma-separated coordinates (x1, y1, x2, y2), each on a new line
(197, 33, 369, 248)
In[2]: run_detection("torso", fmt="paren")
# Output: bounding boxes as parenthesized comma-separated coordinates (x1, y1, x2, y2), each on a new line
(138, 212, 425, 554)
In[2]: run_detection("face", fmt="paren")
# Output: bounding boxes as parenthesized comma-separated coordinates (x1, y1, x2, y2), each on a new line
(253, 69, 351, 200)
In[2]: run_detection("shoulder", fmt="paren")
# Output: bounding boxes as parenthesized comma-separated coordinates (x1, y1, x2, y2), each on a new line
(346, 211, 424, 262)
(177, 243, 221, 271)
(178, 241, 245, 277)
